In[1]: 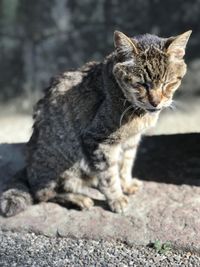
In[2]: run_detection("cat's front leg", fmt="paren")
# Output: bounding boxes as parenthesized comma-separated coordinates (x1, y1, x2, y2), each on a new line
(91, 143, 128, 213)
(120, 135, 142, 195)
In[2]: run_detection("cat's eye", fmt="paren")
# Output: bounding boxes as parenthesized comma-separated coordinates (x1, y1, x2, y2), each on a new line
(125, 76, 132, 82)
(137, 82, 151, 90)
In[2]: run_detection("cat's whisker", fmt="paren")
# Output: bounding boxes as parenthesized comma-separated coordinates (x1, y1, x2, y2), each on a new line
(127, 107, 139, 124)
(172, 100, 185, 109)
(120, 105, 134, 127)
(134, 101, 145, 111)
(166, 100, 178, 111)
(123, 99, 127, 106)
(168, 103, 177, 111)
(170, 100, 189, 112)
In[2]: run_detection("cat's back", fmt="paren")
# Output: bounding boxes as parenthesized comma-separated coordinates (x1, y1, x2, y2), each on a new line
(44, 61, 99, 97)
(28, 61, 105, 152)
(34, 61, 103, 119)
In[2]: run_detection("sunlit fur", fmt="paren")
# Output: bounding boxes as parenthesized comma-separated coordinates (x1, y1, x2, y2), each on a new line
(113, 33, 187, 113)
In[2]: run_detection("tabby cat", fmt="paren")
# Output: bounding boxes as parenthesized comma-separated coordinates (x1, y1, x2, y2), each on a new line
(0, 30, 191, 216)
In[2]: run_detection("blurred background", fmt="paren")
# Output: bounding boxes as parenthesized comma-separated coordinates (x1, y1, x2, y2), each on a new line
(0, 0, 200, 143)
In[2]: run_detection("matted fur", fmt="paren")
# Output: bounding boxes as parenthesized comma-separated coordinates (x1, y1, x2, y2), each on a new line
(0, 30, 191, 216)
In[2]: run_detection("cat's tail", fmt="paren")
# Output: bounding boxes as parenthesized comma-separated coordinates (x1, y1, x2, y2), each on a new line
(0, 168, 33, 217)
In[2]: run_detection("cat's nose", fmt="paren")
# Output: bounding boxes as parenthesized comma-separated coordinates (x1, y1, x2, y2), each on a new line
(149, 98, 160, 107)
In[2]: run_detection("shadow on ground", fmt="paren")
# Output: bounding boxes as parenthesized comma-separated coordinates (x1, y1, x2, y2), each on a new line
(134, 133, 200, 186)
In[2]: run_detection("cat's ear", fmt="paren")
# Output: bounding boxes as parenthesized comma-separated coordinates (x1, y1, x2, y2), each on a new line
(114, 31, 138, 55)
(165, 30, 192, 59)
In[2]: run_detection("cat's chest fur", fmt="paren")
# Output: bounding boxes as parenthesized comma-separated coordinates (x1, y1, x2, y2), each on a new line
(117, 112, 159, 141)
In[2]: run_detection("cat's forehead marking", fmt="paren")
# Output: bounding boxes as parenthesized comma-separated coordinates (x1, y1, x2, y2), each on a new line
(132, 34, 168, 82)
(139, 46, 168, 83)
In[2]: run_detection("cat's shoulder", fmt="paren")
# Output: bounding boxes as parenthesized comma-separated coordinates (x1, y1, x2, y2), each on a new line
(33, 61, 102, 118)
(43, 61, 101, 95)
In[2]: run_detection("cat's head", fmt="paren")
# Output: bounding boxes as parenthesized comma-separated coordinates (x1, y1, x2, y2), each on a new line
(113, 30, 192, 113)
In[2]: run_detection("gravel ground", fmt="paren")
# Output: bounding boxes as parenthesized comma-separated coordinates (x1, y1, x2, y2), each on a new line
(0, 231, 199, 267)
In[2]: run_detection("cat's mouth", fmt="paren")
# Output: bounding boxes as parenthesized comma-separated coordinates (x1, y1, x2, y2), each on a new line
(145, 108, 161, 113)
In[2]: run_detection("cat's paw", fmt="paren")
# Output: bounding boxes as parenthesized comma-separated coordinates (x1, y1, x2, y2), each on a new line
(108, 195, 129, 213)
(122, 178, 143, 195)
(0, 189, 30, 217)
(78, 196, 94, 210)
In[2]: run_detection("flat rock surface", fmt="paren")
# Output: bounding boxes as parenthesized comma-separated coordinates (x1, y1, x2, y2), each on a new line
(0, 133, 200, 251)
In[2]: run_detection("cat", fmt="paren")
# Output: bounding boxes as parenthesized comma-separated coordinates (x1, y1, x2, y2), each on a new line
(0, 30, 191, 217)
